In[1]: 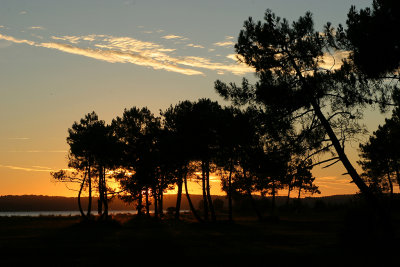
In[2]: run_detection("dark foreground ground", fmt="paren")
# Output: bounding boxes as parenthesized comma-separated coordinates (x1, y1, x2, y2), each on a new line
(0, 210, 399, 266)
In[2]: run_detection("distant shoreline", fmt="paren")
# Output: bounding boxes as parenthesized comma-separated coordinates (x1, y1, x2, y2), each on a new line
(0, 194, 360, 212)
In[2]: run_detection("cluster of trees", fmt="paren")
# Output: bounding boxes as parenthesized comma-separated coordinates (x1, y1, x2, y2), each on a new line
(53, 99, 319, 222)
(53, 0, 399, 225)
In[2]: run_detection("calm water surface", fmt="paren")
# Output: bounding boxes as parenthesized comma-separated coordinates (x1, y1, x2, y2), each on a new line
(0, 210, 190, 217)
(0, 210, 138, 217)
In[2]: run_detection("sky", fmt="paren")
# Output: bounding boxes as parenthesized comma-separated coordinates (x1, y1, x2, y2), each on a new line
(0, 0, 389, 197)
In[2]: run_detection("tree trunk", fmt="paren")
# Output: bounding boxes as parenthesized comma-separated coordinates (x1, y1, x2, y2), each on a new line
(137, 191, 143, 216)
(175, 175, 183, 220)
(291, 56, 387, 223)
(286, 185, 292, 206)
(98, 166, 103, 216)
(228, 160, 234, 222)
(311, 101, 374, 199)
(145, 186, 150, 216)
(87, 163, 92, 218)
(271, 178, 276, 217)
(154, 188, 158, 220)
(159, 190, 164, 216)
(311, 99, 391, 222)
(206, 160, 216, 222)
(297, 184, 301, 202)
(184, 169, 203, 223)
(243, 168, 262, 221)
(201, 161, 209, 221)
(387, 171, 394, 201)
(159, 176, 164, 215)
(78, 173, 87, 219)
(102, 167, 108, 219)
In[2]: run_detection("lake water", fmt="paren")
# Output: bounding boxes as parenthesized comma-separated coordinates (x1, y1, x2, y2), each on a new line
(0, 210, 190, 217)
(0, 210, 138, 217)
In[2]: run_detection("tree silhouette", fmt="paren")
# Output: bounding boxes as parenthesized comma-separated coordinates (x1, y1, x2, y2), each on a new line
(359, 101, 400, 198)
(52, 112, 115, 219)
(190, 99, 225, 222)
(214, 9, 395, 222)
(67, 112, 106, 218)
(163, 99, 225, 222)
(333, 0, 400, 78)
(112, 107, 162, 217)
(162, 101, 201, 221)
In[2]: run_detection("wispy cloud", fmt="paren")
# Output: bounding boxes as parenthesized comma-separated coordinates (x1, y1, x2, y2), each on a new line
(7, 137, 30, 140)
(41, 42, 204, 75)
(186, 43, 204, 49)
(29, 26, 44, 30)
(226, 54, 238, 61)
(0, 33, 35, 46)
(313, 176, 355, 190)
(0, 164, 54, 172)
(162, 34, 186, 40)
(177, 56, 252, 75)
(316, 176, 353, 185)
(7, 150, 67, 153)
(19, 11, 27, 15)
(51, 35, 83, 44)
(214, 41, 235, 47)
(0, 32, 254, 76)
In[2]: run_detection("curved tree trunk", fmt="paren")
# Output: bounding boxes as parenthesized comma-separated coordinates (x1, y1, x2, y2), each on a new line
(184, 170, 203, 223)
(78, 173, 87, 219)
(311, 100, 375, 200)
(311, 100, 390, 225)
(290, 55, 385, 222)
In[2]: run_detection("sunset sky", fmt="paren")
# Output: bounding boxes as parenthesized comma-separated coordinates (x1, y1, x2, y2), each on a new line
(0, 0, 389, 197)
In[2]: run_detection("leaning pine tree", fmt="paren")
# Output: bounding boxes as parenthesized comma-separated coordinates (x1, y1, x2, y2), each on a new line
(215, 10, 396, 225)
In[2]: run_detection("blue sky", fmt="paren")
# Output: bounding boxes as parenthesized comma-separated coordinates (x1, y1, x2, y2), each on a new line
(0, 0, 383, 196)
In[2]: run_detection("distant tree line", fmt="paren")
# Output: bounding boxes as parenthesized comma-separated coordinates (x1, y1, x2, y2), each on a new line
(52, 0, 399, 227)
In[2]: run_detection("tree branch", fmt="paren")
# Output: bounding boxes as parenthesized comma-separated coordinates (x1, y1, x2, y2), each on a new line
(310, 157, 340, 168)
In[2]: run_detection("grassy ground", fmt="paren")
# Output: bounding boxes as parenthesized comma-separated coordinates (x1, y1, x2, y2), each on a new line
(0, 210, 398, 266)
